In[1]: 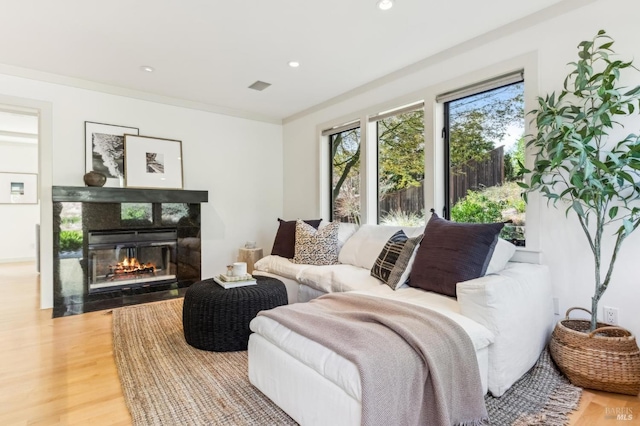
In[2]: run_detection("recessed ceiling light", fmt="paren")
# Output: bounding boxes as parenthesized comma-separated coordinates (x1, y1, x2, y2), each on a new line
(140, 66, 155, 73)
(377, 0, 394, 10)
(288, 61, 300, 68)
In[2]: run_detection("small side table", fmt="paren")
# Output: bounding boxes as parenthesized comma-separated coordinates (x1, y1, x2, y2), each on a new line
(238, 247, 263, 274)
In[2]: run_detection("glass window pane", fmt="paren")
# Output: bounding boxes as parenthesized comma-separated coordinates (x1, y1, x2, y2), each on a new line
(377, 109, 425, 226)
(59, 202, 83, 255)
(330, 128, 361, 224)
(447, 82, 526, 245)
(161, 203, 189, 225)
(121, 203, 152, 226)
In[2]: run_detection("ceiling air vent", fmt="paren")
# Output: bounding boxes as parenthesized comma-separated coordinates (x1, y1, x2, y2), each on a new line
(248, 80, 272, 91)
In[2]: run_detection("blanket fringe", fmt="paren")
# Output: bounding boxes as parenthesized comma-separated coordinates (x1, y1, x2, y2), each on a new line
(457, 417, 491, 426)
(485, 348, 583, 426)
(511, 380, 582, 426)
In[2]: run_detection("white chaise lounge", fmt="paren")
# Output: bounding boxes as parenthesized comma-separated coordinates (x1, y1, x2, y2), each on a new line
(249, 221, 554, 425)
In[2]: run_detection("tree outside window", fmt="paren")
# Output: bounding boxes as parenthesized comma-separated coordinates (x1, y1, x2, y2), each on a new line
(377, 109, 425, 226)
(446, 82, 526, 245)
(330, 128, 361, 224)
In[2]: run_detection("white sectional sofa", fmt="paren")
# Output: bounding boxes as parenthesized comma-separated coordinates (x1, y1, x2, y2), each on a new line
(250, 222, 554, 425)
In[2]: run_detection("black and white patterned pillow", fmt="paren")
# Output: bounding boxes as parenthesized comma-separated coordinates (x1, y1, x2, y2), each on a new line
(293, 220, 340, 265)
(371, 231, 423, 289)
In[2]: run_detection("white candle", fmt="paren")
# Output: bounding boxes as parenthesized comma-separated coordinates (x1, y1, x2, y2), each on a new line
(232, 262, 247, 277)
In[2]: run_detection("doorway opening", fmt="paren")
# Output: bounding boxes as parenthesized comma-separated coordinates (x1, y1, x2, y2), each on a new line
(0, 106, 40, 265)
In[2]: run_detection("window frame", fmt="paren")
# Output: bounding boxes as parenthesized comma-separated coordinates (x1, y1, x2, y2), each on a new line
(371, 103, 426, 224)
(442, 75, 523, 217)
(326, 123, 362, 223)
(316, 52, 540, 260)
(442, 77, 526, 245)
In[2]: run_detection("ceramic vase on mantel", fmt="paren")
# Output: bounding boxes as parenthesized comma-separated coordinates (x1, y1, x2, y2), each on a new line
(83, 171, 107, 187)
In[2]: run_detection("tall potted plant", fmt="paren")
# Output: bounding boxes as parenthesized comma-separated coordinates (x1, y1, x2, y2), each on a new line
(522, 30, 640, 395)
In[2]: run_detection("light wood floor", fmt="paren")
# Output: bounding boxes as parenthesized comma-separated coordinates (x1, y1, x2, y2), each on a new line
(0, 262, 130, 425)
(0, 262, 638, 425)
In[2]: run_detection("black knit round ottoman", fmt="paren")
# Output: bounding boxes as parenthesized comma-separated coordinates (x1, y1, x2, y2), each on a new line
(182, 276, 287, 352)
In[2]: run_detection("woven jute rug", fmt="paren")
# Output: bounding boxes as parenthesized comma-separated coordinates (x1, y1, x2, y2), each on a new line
(113, 298, 582, 426)
(112, 299, 296, 425)
(484, 348, 582, 425)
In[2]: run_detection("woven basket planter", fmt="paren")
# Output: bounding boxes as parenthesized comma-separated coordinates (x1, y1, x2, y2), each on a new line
(549, 307, 640, 395)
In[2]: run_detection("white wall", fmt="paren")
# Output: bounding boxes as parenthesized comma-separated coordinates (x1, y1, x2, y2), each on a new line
(282, 0, 640, 337)
(0, 143, 39, 261)
(0, 74, 283, 309)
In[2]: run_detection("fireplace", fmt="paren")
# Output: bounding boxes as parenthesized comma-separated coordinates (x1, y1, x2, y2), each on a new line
(52, 186, 208, 317)
(87, 229, 177, 293)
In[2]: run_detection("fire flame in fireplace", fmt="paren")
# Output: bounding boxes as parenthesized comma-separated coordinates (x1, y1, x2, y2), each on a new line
(108, 257, 156, 280)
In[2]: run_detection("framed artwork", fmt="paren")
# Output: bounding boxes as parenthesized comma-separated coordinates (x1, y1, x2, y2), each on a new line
(0, 172, 38, 204)
(85, 121, 139, 187)
(124, 135, 183, 189)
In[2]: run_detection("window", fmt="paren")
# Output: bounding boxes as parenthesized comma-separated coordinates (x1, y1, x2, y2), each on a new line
(373, 104, 425, 225)
(442, 74, 526, 245)
(161, 203, 189, 224)
(59, 202, 82, 255)
(328, 125, 361, 223)
(121, 203, 152, 226)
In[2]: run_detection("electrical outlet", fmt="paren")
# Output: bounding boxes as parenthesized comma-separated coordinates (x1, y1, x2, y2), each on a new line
(603, 306, 619, 325)
(553, 298, 560, 315)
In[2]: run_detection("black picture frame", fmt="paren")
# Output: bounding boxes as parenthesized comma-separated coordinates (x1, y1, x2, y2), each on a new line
(85, 121, 139, 187)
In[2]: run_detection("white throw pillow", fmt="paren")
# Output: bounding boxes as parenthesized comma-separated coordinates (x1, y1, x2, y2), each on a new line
(388, 237, 423, 290)
(485, 238, 516, 275)
(339, 224, 423, 270)
(319, 220, 358, 251)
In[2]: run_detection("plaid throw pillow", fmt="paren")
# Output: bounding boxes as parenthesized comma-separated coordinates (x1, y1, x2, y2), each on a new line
(371, 230, 423, 289)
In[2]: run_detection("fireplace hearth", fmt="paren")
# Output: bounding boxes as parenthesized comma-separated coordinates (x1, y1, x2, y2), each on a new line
(52, 186, 207, 317)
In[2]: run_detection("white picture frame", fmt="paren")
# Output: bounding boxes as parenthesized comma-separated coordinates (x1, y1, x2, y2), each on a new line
(124, 135, 183, 189)
(85, 121, 140, 187)
(0, 172, 38, 204)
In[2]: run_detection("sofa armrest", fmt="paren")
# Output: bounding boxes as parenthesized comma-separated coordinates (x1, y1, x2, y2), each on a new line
(456, 262, 554, 396)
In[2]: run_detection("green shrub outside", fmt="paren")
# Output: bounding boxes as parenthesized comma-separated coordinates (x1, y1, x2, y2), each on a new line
(161, 203, 190, 223)
(61, 216, 80, 226)
(366, 180, 528, 242)
(122, 204, 151, 220)
(500, 224, 525, 243)
(450, 191, 504, 223)
(60, 230, 83, 252)
(450, 181, 526, 244)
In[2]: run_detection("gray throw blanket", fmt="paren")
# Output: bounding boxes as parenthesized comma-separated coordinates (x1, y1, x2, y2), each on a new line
(259, 293, 489, 426)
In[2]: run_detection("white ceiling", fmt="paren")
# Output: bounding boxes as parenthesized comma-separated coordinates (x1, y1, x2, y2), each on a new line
(0, 0, 571, 122)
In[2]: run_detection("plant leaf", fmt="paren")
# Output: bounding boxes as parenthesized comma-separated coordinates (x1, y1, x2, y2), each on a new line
(624, 86, 640, 96)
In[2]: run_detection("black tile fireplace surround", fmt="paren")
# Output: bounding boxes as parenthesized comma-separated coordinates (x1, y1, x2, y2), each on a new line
(52, 186, 208, 317)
